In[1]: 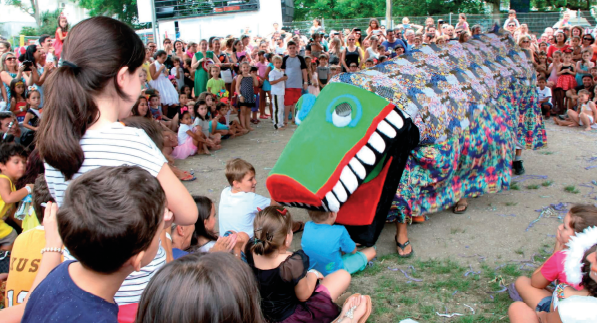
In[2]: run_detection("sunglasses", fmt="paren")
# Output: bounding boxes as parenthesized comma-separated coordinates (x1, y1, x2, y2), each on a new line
(348, 38, 355, 41)
(164, 41, 172, 44)
(522, 41, 530, 43)
(508, 25, 515, 27)
(584, 38, 593, 41)
(5, 57, 16, 61)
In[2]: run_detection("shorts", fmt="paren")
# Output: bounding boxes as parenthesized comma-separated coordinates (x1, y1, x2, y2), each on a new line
(536, 295, 552, 312)
(341, 251, 368, 274)
(284, 88, 302, 106)
(579, 114, 595, 125)
(0, 229, 17, 247)
(262, 80, 271, 92)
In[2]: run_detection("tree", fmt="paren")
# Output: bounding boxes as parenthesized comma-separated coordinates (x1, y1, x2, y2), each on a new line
(4, 0, 41, 27)
(38, 9, 62, 35)
(77, 0, 139, 26)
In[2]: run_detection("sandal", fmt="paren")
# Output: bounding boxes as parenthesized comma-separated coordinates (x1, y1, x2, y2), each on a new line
(453, 200, 468, 214)
(292, 221, 305, 233)
(181, 174, 197, 182)
(359, 295, 372, 323)
(332, 293, 372, 323)
(395, 235, 414, 258)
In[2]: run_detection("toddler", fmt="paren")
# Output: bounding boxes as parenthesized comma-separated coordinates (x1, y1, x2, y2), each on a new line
(206, 65, 225, 96)
(302, 210, 376, 276)
(0, 143, 33, 251)
(21, 166, 166, 322)
(22, 90, 42, 131)
(171, 111, 205, 159)
(514, 204, 597, 312)
(170, 57, 184, 92)
(246, 206, 369, 322)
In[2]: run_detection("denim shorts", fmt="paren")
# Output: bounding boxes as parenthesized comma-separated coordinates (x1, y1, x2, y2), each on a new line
(536, 295, 552, 312)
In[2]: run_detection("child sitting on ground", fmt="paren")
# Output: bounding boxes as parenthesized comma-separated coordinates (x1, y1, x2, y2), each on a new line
(536, 76, 553, 117)
(148, 93, 178, 132)
(217, 101, 245, 136)
(187, 195, 248, 259)
(136, 253, 265, 323)
(302, 210, 377, 276)
(21, 166, 166, 322)
(4, 175, 54, 308)
(219, 158, 304, 238)
(513, 204, 597, 313)
(246, 206, 371, 323)
(0, 143, 33, 250)
(172, 110, 210, 158)
(554, 89, 597, 130)
(193, 101, 221, 153)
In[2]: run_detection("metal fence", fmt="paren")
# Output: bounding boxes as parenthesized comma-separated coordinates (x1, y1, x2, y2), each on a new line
(284, 10, 597, 36)
(154, 0, 260, 20)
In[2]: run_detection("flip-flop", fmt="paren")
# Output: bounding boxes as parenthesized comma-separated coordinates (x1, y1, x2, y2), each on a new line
(395, 235, 414, 258)
(181, 175, 196, 182)
(453, 200, 468, 214)
(292, 221, 305, 233)
(358, 295, 372, 323)
(332, 293, 361, 323)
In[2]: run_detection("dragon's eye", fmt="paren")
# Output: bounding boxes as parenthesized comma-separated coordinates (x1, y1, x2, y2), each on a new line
(332, 103, 352, 127)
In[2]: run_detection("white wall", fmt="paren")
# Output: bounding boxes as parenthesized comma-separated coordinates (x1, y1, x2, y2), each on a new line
(157, 0, 282, 45)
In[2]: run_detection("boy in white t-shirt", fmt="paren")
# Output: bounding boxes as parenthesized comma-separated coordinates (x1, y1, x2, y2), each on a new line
(537, 76, 553, 117)
(268, 55, 288, 130)
(219, 158, 304, 238)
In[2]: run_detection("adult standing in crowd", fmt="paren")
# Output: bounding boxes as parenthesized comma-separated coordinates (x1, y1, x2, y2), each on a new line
(173, 40, 185, 60)
(162, 38, 174, 69)
(38, 35, 56, 65)
(0, 41, 10, 55)
(341, 34, 363, 72)
(192, 39, 213, 95)
(327, 38, 342, 66)
(26, 44, 54, 108)
(382, 29, 407, 58)
(1, 52, 34, 111)
(548, 31, 569, 58)
(581, 34, 597, 62)
(366, 18, 385, 40)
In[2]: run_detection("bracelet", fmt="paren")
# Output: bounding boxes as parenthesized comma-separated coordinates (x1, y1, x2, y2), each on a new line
(25, 186, 32, 194)
(41, 247, 63, 254)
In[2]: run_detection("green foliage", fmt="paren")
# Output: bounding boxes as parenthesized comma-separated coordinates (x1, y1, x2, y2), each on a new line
(564, 185, 580, 194)
(77, 0, 140, 26)
(531, 0, 596, 10)
(19, 26, 38, 36)
(38, 9, 62, 35)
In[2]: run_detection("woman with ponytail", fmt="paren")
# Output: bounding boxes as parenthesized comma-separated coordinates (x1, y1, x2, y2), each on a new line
(245, 206, 371, 323)
(36, 16, 197, 306)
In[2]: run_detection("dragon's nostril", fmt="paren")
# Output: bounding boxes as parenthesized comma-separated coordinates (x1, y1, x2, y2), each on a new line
(335, 103, 352, 117)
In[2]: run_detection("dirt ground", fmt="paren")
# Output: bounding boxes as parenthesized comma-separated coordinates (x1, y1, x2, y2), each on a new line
(179, 120, 597, 262)
(178, 119, 597, 322)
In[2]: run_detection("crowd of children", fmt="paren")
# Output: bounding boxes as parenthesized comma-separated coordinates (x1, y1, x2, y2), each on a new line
(0, 10, 596, 323)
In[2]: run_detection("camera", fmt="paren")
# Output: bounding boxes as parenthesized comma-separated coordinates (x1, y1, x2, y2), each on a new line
(22, 60, 33, 72)
(427, 33, 435, 38)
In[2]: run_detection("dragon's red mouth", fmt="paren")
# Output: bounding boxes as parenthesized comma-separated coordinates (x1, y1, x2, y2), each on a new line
(267, 104, 409, 225)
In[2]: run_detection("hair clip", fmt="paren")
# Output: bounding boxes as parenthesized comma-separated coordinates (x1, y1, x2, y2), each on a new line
(257, 207, 263, 212)
(180, 107, 188, 112)
(253, 237, 262, 244)
(28, 86, 36, 91)
(277, 208, 288, 216)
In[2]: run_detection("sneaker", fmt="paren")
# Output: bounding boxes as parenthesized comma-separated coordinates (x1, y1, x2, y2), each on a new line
(513, 160, 525, 175)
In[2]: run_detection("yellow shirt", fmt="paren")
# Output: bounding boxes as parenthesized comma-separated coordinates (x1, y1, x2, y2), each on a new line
(21, 208, 41, 232)
(0, 174, 15, 239)
(4, 226, 54, 307)
(143, 61, 152, 82)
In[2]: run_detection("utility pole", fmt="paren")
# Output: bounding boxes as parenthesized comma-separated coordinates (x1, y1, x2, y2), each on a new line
(386, 0, 392, 29)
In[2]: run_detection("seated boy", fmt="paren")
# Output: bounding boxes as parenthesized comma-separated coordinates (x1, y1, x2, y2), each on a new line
(219, 158, 303, 238)
(536, 76, 552, 117)
(301, 210, 376, 276)
(0, 142, 34, 251)
(21, 166, 166, 322)
(4, 175, 55, 308)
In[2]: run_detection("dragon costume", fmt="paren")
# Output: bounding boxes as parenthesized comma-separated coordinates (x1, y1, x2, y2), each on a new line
(266, 31, 546, 246)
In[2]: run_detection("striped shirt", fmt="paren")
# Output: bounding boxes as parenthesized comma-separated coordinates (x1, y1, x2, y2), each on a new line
(44, 122, 168, 305)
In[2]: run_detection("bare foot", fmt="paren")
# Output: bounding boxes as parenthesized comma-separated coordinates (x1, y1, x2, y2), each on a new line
(567, 124, 576, 127)
(585, 127, 592, 131)
(204, 149, 211, 155)
(278, 126, 286, 131)
(553, 118, 560, 125)
(248, 127, 255, 131)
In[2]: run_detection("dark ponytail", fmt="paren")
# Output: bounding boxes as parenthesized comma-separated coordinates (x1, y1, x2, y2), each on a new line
(37, 16, 145, 180)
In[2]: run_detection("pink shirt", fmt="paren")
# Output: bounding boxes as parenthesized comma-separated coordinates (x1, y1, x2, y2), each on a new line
(541, 251, 582, 290)
(256, 61, 268, 78)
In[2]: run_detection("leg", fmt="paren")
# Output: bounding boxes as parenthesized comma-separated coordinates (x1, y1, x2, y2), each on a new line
(239, 106, 247, 129)
(360, 247, 377, 261)
(267, 91, 273, 116)
(395, 222, 412, 256)
(259, 89, 266, 116)
(290, 104, 296, 123)
(284, 105, 291, 125)
(508, 302, 540, 323)
(514, 276, 552, 310)
(320, 269, 351, 301)
(567, 109, 581, 126)
(244, 106, 254, 131)
(453, 198, 468, 213)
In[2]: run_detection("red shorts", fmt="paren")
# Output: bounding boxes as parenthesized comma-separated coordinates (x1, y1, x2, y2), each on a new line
(284, 88, 302, 106)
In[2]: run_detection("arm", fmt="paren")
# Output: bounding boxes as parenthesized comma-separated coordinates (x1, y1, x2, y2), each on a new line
(36, 62, 54, 86)
(264, 66, 272, 81)
(22, 113, 37, 131)
(187, 129, 208, 143)
(364, 48, 370, 61)
(0, 177, 31, 203)
(302, 68, 308, 90)
(191, 55, 202, 69)
(56, 28, 67, 41)
(156, 163, 199, 226)
(530, 265, 551, 289)
(340, 48, 348, 70)
(0, 82, 6, 103)
(149, 63, 161, 80)
(294, 271, 320, 302)
(252, 75, 259, 87)
(556, 65, 565, 76)
(235, 75, 242, 95)
(23, 67, 38, 87)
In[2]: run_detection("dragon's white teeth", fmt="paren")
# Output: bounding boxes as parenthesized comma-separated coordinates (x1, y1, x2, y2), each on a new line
(356, 146, 376, 165)
(368, 131, 386, 153)
(386, 110, 404, 129)
(377, 120, 396, 138)
(333, 181, 347, 202)
(349, 158, 367, 180)
(340, 166, 359, 194)
(325, 192, 340, 212)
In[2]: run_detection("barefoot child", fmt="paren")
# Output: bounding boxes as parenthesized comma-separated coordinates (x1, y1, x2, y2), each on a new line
(246, 206, 369, 322)
(171, 111, 204, 159)
(235, 62, 258, 131)
(193, 101, 221, 153)
(302, 210, 376, 276)
(513, 204, 597, 312)
(554, 89, 597, 130)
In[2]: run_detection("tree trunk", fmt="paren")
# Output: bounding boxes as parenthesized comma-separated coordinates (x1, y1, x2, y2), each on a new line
(488, 0, 500, 14)
(30, 0, 40, 28)
(386, 0, 392, 29)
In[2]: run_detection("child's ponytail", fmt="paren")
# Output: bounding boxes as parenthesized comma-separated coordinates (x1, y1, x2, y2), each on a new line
(37, 17, 145, 180)
(250, 206, 293, 256)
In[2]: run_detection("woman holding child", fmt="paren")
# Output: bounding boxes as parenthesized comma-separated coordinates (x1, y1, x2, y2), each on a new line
(192, 39, 214, 96)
